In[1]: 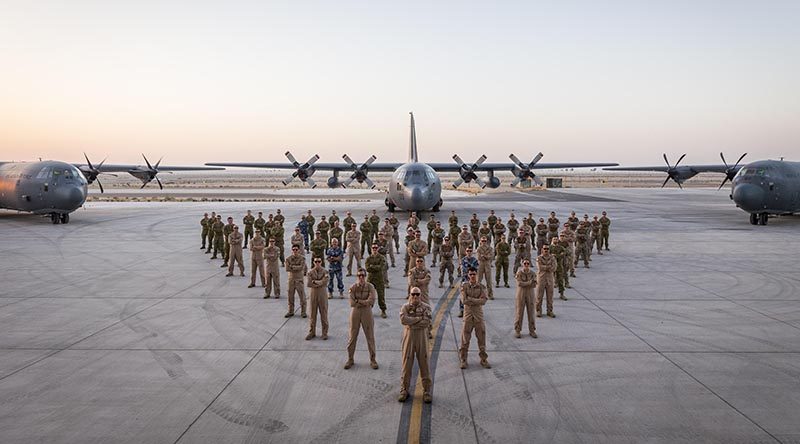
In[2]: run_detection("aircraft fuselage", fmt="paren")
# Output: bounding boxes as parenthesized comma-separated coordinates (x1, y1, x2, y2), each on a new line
(730, 159, 800, 223)
(0, 161, 88, 217)
(386, 162, 443, 212)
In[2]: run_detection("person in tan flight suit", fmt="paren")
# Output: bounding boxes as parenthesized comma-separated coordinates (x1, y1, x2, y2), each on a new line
(263, 238, 281, 299)
(476, 237, 494, 300)
(290, 227, 305, 256)
(408, 258, 432, 304)
(285, 245, 307, 318)
(345, 224, 362, 276)
(536, 245, 557, 318)
(407, 230, 429, 268)
(398, 288, 433, 404)
(459, 269, 490, 369)
(458, 225, 474, 261)
(514, 259, 537, 338)
(344, 269, 379, 370)
(248, 230, 266, 288)
(226, 225, 245, 277)
(306, 257, 329, 340)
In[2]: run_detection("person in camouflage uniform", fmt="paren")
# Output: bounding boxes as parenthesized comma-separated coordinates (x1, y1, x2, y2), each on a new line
(568, 211, 579, 231)
(211, 215, 224, 259)
(549, 238, 568, 300)
(574, 221, 590, 268)
(426, 214, 437, 251)
(486, 210, 498, 243)
(469, 213, 481, 248)
(222, 216, 235, 267)
(495, 234, 511, 288)
(317, 215, 330, 246)
(204, 212, 217, 254)
(365, 243, 388, 318)
(492, 218, 506, 247)
(360, 215, 373, 254)
(402, 228, 415, 277)
(305, 210, 316, 241)
(242, 210, 255, 248)
(329, 220, 344, 248)
(599, 211, 611, 250)
(369, 210, 381, 244)
(546, 212, 560, 243)
(270, 220, 285, 264)
(389, 214, 400, 253)
(328, 209, 339, 227)
(535, 217, 548, 255)
(342, 211, 356, 249)
(448, 210, 459, 230)
(273, 209, 285, 227)
(376, 232, 394, 286)
(448, 223, 461, 257)
(478, 221, 492, 249)
(506, 213, 519, 247)
(254, 211, 266, 237)
(430, 221, 445, 267)
(200, 213, 210, 250)
(591, 215, 603, 255)
(438, 236, 455, 288)
(513, 230, 531, 274)
(310, 230, 328, 260)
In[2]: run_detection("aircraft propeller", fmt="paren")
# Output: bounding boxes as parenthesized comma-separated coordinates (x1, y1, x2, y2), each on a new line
(79, 152, 117, 193)
(662, 153, 687, 189)
(282, 151, 320, 188)
(139, 154, 165, 189)
(718, 152, 747, 190)
(509, 152, 544, 186)
(452, 154, 487, 188)
(342, 154, 377, 188)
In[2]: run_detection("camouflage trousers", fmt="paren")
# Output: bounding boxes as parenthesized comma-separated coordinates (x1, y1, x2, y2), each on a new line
(495, 257, 509, 286)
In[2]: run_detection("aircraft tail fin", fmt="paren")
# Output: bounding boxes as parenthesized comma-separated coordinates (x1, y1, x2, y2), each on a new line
(408, 112, 418, 163)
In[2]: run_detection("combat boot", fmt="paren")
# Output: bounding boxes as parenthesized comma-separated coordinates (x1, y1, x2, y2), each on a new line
(221, 263, 228, 268)
(263, 294, 270, 299)
(225, 273, 233, 277)
(560, 293, 568, 301)
(284, 311, 293, 318)
(504, 283, 509, 288)
(301, 312, 307, 318)
(381, 310, 387, 318)
(530, 331, 538, 338)
(439, 282, 443, 288)
(248, 284, 255, 288)
(370, 360, 379, 370)
(321, 334, 328, 340)
(496, 283, 500, 288)
(398, 391, 408, 402)
(423, 392, 432, 404)
(328, 292, 333, 299)
(339, 291, 344, 299)
(457, 309, 463, 318)
(536, 310, 542, 318)
(480, 359, 491, 369)
(344, 359, 354, 370)
(514, 331, 521, 338)
(305, 333, 315, 340)
(460, 360, 467, 369)
(547, 312, 556, 318)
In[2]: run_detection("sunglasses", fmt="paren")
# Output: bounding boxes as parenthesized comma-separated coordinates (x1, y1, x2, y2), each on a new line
(411, 292, 421, 296)
(314, 259, 322, 263)
(357, 274, 366, 277)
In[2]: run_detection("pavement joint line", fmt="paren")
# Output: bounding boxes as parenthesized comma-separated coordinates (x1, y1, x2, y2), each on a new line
(449, 301, 481, 444)
(0, 271, 225, 384)
(171, 301, 296, 444)
(572, 285, 782, 443)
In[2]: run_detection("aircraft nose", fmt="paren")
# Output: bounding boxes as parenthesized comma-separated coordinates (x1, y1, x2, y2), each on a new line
(732, 183, 764, 212)
(408, 186, 424, 202)
(60, 185, 87, 211)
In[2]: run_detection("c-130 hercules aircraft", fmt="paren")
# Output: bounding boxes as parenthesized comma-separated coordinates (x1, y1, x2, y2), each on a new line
(0, 154, 222, 224)
(208, 113, 618, 212)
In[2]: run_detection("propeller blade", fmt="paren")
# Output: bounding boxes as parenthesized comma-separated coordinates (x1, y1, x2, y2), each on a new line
(452, 178, 464, 188)
(142, 154, 153, 170)
(285, 151, 299, 166)
(306, 154, 320, 166)
(733, 153, 747, 169)
(97, 156, 107, 169)
(663, 153, 671, 168)
(717, 177, 729, 191)
(529, 152, 544, 167)
(363, 155, 377, 167)
(156, 176, 163, 190)
(154, 157, 163, 170)
(342, 176, 355, 187)
(282, 175, 295, 186)
(676, 179, 683, 190)
(97, 178, 104, 194)
(306, 177, 316, 188)
(363, 176, 375, 189)
(719, 152, 729, 169)
(475, 155, 487, 167)
(342, 154, 355, 167)
(475, 176, 487, 189)
(661, 175, 671, 188)
(532, 175, 543, 186)
(510, 176, 521, 187)
(674, 153, 686, 168)
(453, 154, 466, 166)
(84, 152, 94, 170)
(509, 153, 523, 167)
(140, 181, 148, 189)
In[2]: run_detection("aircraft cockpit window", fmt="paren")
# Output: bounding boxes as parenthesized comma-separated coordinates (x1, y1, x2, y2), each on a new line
(36, 167, 52, 179)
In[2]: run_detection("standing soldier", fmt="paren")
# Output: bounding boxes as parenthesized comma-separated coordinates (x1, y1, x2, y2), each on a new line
(221, 216, 235, 268)
(398, 289, 433, 404)
(514, 259, 537, 338)
(476, 237, 494, 300)
(590, 215, 603, 255)
(536, 245, 557, 318)
(205, 211, 217, 254)
(486, 210, 498, 243)
(380, 218, 395, 246)
(459, 269, 490, 369)
(426, 215, 437, 251)
(583, 214, 593, 261)
(328, 209, 339, 227)
(458, 225, 474, 262)
(402, 228, 414, 277)
(298, 215, 310, 252)
(305, 210, 316, 241)
(478, 221, 492, 249)
(550, 238, 568, 300)
(329, 220, 344, 248)
(408, 211, 420, 231)
(574, 221, 590, 269)
(546, 212, 560, 243)
(365, 244, 388, 318)
(200, 213, 210, 250)
(599, 211, 611, 251)
(342, 211, 356, 249)
(254, 211, 266, 237)
(309, 230, 327, 260)
(389, 214, 401, 253)
(317, 215, 330, 246)
(226, 225, 246, 277)
(345, 269, 378, 370)
(242, 210, 255, 248)
(285, 245, 307, 318)
(290, 227, 305, 255)
(495, 234, 511, 288)
(360, 215, 372, 254)
(407, 230, 429, 269)
(535, 217, 548, 255)
(265, 213, 275, 235)
(211, 215, 224, 259)
(430, 221, 445, 267)
(448, 210, 459, 230)
(448, 223, 461, 258)
(568, 211, 579, 231)
(438, 236, 455, 288)
(264, 238, 281, 299)
(525, 213, 537, 246)
(271, 221, 286, 264)
(408, 258, 432, 304)
(458, 247, 479, 318)
(469, 213, 481, 248)
(326, 238, 345, 299)
(274, 209, 285, 228)
(492, 218, 506, 247)
(561, 223, 577, 278)
(248, 230, 266, 289)
(345, 223, 362, 276)
(369, 209, 381, 244)
(306, 257, 329, 340)
(507, 213, 519, 247)
(376, 232, 395, 284)
(513, 229, 531, 274)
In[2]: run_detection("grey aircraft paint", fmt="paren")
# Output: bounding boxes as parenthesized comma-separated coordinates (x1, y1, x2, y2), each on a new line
(0, 161, 88, 223)
(730, 159, 800, 225)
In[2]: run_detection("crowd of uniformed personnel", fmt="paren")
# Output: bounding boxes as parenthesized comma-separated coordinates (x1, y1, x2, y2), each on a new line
(198, 208, 612, 404)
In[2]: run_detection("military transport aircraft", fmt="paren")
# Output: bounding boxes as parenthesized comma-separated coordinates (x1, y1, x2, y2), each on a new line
(207, 113, 618, 212)
(0, 155, 222, 224)
(605, 153, 800, 225)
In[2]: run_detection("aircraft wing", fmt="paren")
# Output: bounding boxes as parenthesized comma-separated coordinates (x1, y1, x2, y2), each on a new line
(604, 164, 735, 174)
(426, 162, 619, 171)
(73, 163, 225, 172)
(204, 162, 402, 172)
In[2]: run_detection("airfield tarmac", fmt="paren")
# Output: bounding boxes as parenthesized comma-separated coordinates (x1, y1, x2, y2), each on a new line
(1, 188, 799, 444)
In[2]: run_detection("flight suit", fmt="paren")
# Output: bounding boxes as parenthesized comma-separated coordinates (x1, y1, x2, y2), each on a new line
(514, 268, 537, 336)
(360, 219, 372, 254)
(347, 281, 377, 364)
(242, 214, 255, 248)
(492, 222, 506, 247)
(478, 226, 491, 248)
(438, 243, 455, 287)
(599, 215, 611, 250)
(513, 236, 531, 274)
(211, 219, 225, 258)
(458, 231, 473, 260)
(459, 281, 489, 365)
(310, 237, 327, 260)
(329, 225, 344, 248)
(254, 216, 266, 237)
(285, 253, 307, 316)
(535, 222, 548, 255)
(326, 245, 345, 296)
(408, 266, 432, 304)
(495, 240, 511, 287)
(306, 265, 328, 338)
(536, 253, 556, 316)
(407, 239, 428, 270)
(365, 252, 387, 313)
(399, 301, 432, 398)
(476, 243, 494, 299)
(317, 219, 330, 245)
(264, 245, 281, 297)
(430, 227, 444, 266)
(222, 222, 234, 265)
(369, 214, 381, 243)
(227, 231, 245, 276)
(290, 232, 305, 255)
(389, 215, 400, 252)
(506, 218, 519, 246)
(546, 217, 560, 243)
(249, 236, 266, 287)
(200, 216, 210, 249)
(345, 230, 362, 275)
(342, 216, 357, 247)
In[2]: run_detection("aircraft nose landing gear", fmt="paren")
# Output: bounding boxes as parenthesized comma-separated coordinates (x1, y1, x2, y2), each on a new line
(50, 213, 70, 224)
(750, 213, 768, 225)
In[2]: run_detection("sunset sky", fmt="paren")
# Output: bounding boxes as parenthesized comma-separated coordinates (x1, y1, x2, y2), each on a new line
(1, 1, 799, 166)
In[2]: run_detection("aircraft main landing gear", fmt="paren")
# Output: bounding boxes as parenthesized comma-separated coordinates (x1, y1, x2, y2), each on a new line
(50, 213, 60, 224)
(750, 213, 758, 225)
(758, 213, 768, 225)
(431, 199, 442, 212)
(61, 213, 70, 224)
(385, 198, 396, 213)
